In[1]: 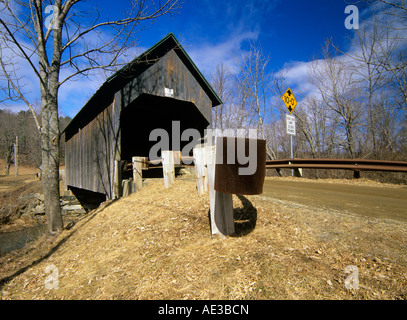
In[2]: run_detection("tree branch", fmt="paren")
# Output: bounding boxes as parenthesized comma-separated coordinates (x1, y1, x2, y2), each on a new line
(0, 49, 41, 132)
(0, 17, 45, 87)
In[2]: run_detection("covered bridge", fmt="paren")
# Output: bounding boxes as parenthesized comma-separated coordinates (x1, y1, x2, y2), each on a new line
(63, 33, 222, 201)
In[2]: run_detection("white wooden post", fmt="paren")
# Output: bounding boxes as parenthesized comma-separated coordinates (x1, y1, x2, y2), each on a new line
(205, 145, 235, 237)
(132, 156, 146, 192)
(162, 150, 175, 188)
(193, 147, 208, 195)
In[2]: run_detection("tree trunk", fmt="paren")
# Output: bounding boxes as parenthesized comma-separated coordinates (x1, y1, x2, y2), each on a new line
(5, 145, 13, 175)
(5, 162, 10, 175)
(35, 0, 64, 235)
(41, 102, 63, 235)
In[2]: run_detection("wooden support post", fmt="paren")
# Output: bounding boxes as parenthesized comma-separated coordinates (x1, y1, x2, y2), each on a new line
(294, 167, 302, 178)
(113, 159, 122, 199)
(173, 150, 182, 167)
(14, 136, 18, 176)
(132, 156, 147, 192)
(122, 179, 133, 197)
(205, 145, 235, 237)
(162, 150, 175, 188)
(193, 147, 208, 195)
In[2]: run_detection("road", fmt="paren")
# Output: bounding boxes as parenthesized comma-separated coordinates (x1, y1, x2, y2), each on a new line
(261, 178, 407, 223)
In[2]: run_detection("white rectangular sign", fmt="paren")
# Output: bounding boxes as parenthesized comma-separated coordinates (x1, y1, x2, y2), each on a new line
(286, 114, 296, 136)
(164, 87, 174, 98)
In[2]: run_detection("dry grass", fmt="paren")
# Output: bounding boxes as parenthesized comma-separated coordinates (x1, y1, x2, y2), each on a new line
(1, 179, 406, 300)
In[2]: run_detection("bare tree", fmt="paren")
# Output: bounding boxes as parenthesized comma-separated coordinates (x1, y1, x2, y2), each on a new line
(350, 22, 386, 157)
(236, 42, 277, 159)
(350, 0, 407, 112)
(211, 62, 233, 130)
(0, 110, 18, 175)
(308, 42, 363, 158)
(0, 0, 179, 234)
(334, 2, 406, 158)
(232, 78, 254, 130)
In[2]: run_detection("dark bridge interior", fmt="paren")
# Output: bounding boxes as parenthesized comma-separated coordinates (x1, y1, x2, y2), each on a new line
(120, 93, 209, 163)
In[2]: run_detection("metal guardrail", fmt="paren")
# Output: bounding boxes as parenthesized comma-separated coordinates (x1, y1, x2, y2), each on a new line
(265, 158, 407, 173)
(130, 157, 407, 173)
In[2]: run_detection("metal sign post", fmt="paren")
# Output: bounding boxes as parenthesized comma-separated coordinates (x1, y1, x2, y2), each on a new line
(286, 114, 296, 176)
(282, 88, 298, 177)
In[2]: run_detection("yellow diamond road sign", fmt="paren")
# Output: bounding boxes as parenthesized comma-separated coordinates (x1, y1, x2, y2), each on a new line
(282, 88, 297, 114)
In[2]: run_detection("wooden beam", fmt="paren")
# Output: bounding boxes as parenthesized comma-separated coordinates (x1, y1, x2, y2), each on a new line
(113, 159, 121, 199)
(122, 179, 133, 197)
(173, 150, 182, 168)
(193, 147, 208, 195)
(132, 156, 147, 192)
(205, 145, 234, 237)
(162, 150, 175, 188)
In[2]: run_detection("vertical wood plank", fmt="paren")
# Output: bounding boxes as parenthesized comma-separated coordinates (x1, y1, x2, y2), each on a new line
(205, 145, 235, 237)
(122, 179, 132, 197)
(193, 147, 208, 195)
(206, 145, 220, 236)
(162, 150, 175, 188)
(132, 156, 145, 192)
(173, 150, 182, 167)
(113, 159, 121, 199)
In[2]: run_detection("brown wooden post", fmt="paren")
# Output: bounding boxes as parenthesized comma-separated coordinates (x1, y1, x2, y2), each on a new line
(113, 159, 121, 199)
(162, 150, 175, 188)
(132, 156, 148, 192)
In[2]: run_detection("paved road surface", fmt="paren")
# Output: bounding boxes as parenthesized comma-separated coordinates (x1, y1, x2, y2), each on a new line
(262, 179, 407, 223)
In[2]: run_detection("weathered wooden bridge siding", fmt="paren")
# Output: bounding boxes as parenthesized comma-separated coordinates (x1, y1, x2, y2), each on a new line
(64, 33, 221, 200)
(65, 101, 121, 199)
(118, 49, 212, 122)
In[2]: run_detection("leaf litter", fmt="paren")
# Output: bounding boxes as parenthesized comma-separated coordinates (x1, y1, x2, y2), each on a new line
(1, 179, 406, 300)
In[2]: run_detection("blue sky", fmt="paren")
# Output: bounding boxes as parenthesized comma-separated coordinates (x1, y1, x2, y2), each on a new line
(1, 0, 371, 118)
(141, 0, 360, 70)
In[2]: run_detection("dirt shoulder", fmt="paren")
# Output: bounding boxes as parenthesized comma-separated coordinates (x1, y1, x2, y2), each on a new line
(262, 177, 407, 222)
(1, 179, 406, 300)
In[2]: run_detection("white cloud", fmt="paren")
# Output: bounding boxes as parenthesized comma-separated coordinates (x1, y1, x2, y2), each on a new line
(275, 2, 407, 106)
(186, 29, 259, 77)
(276, 60, 318, 100)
